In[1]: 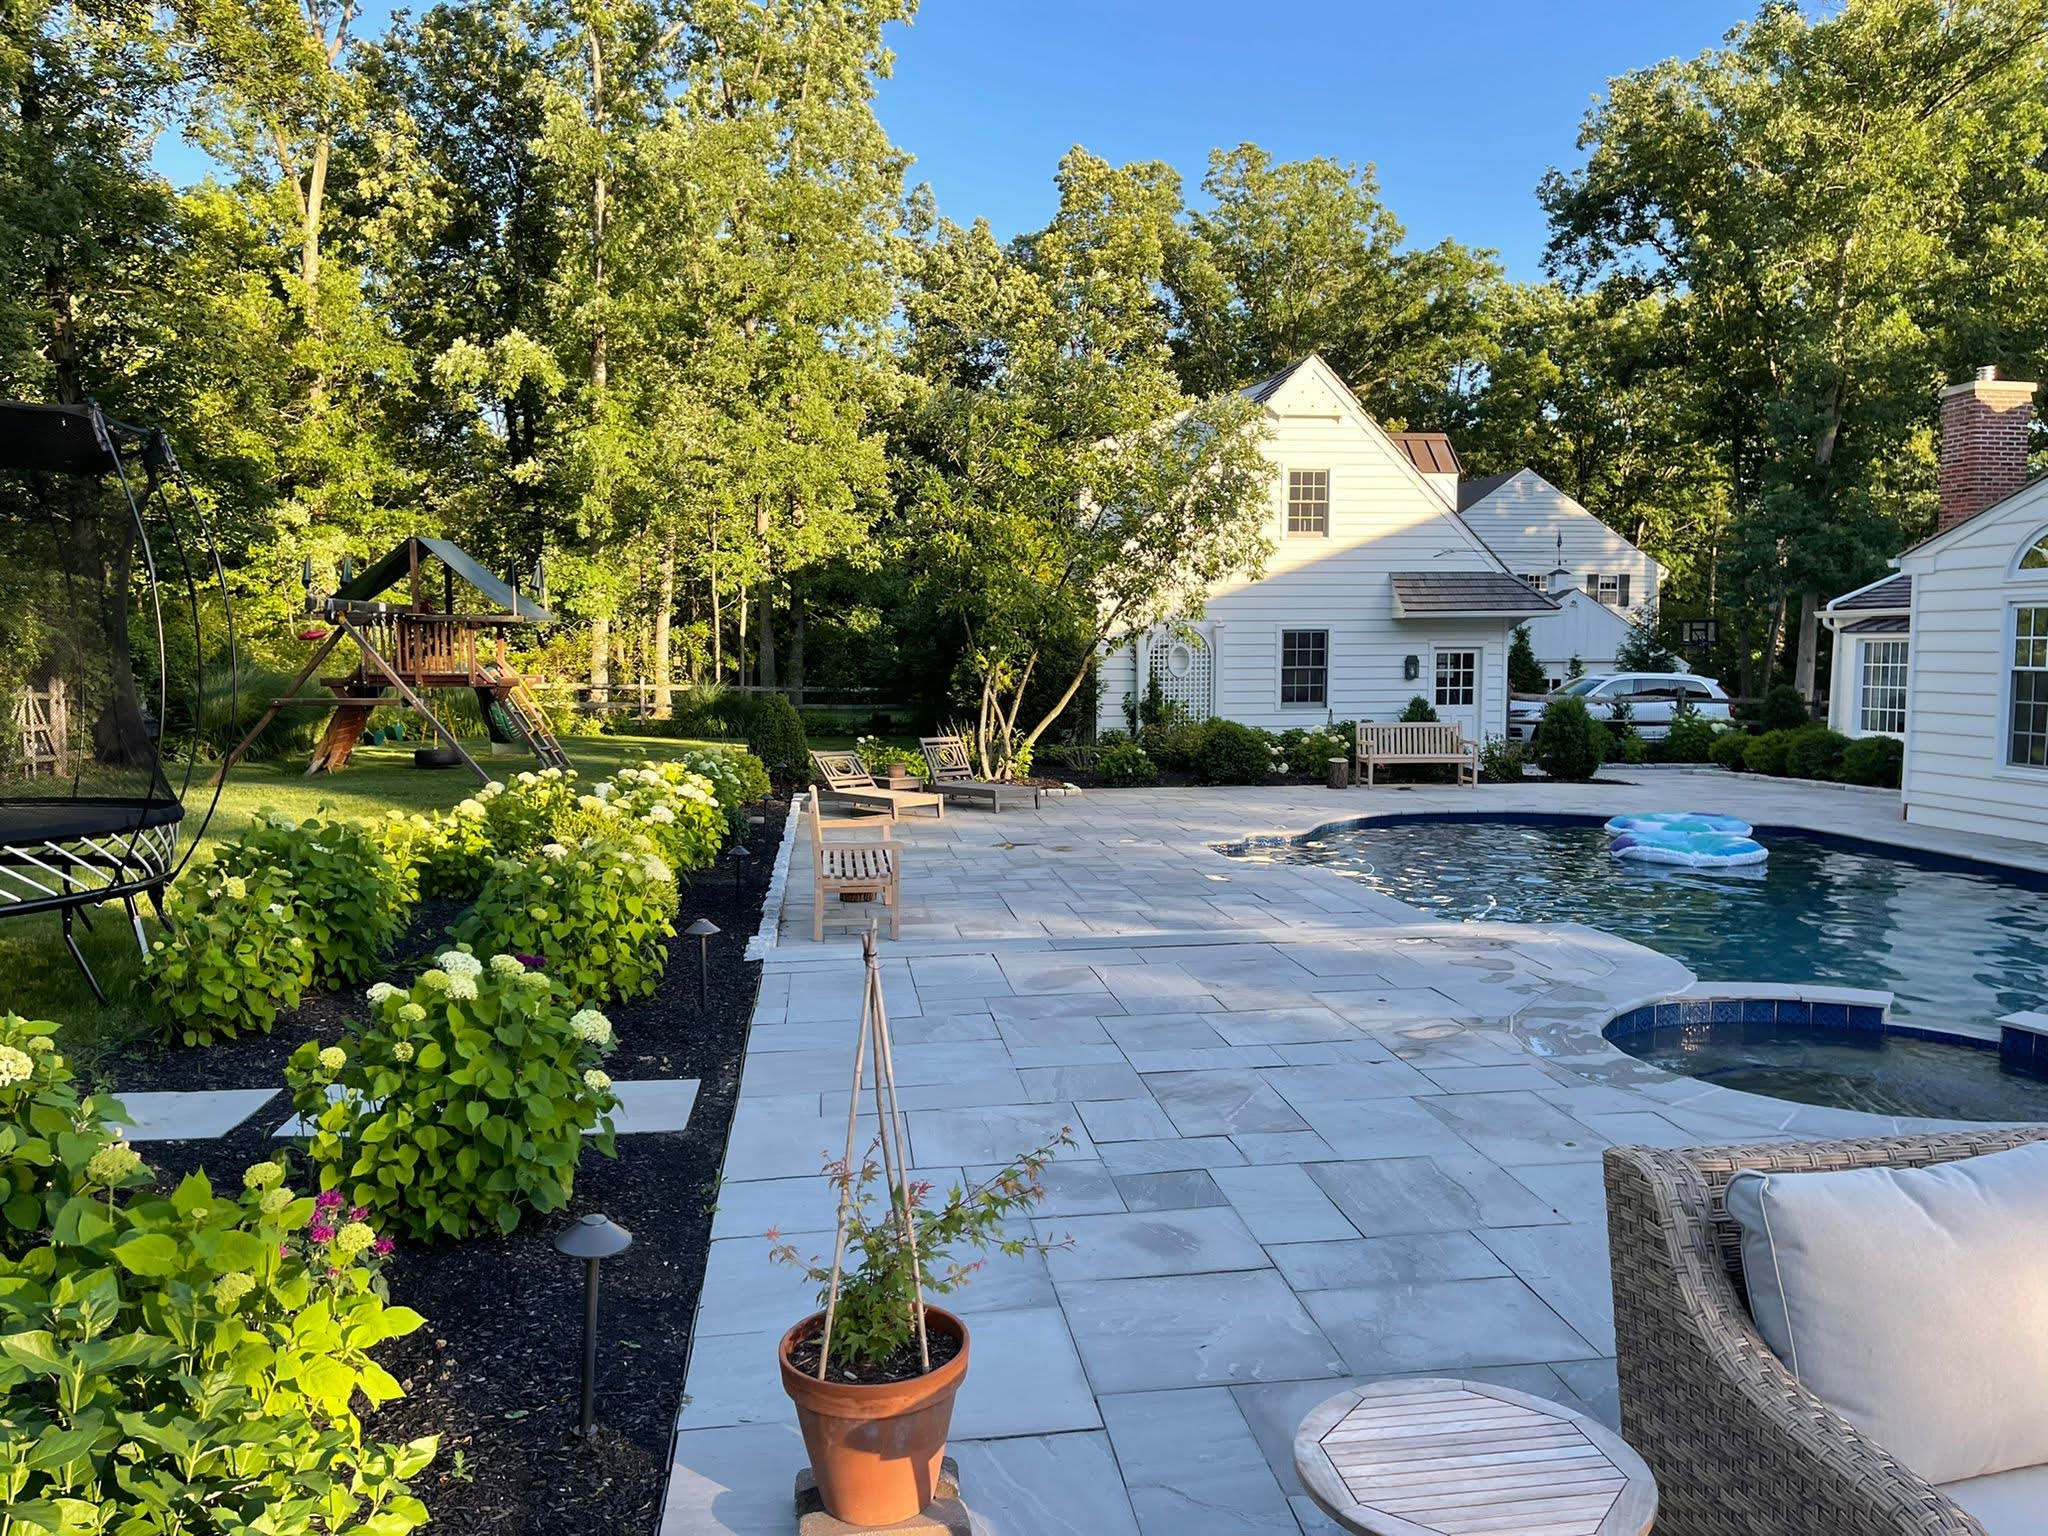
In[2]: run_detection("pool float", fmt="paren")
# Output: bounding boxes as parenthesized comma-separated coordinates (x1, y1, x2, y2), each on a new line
(1608, 829, 1769, 867)
(1604, 811, 1753, 837)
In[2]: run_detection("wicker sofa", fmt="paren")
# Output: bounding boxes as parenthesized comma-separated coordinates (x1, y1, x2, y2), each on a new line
(1604, 1127, 2048, 1536)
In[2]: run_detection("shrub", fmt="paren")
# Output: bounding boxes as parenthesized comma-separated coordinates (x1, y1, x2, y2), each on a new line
(146, 860, 315, 1045)
(1663, 702, 1719, 762)
(458, 831, 679, 1002)
(1097, 741, 1159, 786)
(1759, 684, 1810, 732)
(853, 734, 925, 778)
(1195, 719, 1275, 784)
(1785, 725, 1850, 781)
(479, 767, 581, 857)
(748, 693, 811, 783)
(0, 1013, 433, 1526)
(1400, 695, 1439, 723)
(1477, 734, 1525, 783)
(592, 762, 728, 872)
(1137, 718, 1206, 771)
(1743, 729, 1795, 776)
(1533, 695, 1607, 781)
(212, 811, 415, 986)
(1840, 733, 1905, 787)
(1616, 726, 1648, 764)
(676, 744, 772, 809)
(287, 954, 617, 1240)
(1278, 725, 1350, 776)
(1710, 729, 1753, 770)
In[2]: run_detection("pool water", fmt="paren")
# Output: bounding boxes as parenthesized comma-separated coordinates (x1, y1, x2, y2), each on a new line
(1238, 817, 2048, 1119)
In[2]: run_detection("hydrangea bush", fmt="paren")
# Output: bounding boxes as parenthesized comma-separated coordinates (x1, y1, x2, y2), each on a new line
(675, 745, 772, 811)
(591, 763, 727, 872)
(285, 956, 618, 1239)
(211, 810, 416, 985)
(456, 832, 679, 1002)
(0, 1013, 433, 1528)
(145, 860, 314, 1045)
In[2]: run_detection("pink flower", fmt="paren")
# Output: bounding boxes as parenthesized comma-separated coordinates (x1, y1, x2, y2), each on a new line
(280, 1242, 290, 1257)
(315, 1190, 345, 1209)
(308, 1223, 335, 1243)
(373, 1237, 394, 1256)
(349, 1206, 369, 1222)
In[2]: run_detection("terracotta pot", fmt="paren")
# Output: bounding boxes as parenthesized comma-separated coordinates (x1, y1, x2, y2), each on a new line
(778, 1307, 970, 1526)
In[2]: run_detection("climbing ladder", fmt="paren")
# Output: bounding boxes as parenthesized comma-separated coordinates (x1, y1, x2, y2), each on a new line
(483, 664, 571, 771)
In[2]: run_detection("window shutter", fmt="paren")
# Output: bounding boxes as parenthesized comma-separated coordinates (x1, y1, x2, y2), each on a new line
(1618, 574, 1631, 606)
(1585, 574, 1598, 596)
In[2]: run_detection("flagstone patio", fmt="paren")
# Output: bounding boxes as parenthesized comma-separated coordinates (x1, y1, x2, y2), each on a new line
(664, 773, 2046, 1536)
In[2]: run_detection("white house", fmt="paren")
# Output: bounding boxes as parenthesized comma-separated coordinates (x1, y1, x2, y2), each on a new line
(1100, 355, 1556, 740)
(1881, 367, 2048, 845)
(1456, 468, 1664, 685)
(1819, 571, 1911, 739)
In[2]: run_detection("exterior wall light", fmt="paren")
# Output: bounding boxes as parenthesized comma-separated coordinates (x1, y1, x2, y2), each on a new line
(1403, 655, 1421, 681)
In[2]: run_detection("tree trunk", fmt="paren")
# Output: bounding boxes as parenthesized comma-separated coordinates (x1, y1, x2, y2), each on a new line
(788, 585, 806, 705)
(1792, 590, 1821, 702)
(1760, 593, 1786, 693)
(589, 615, 610, 704)
(757, 586, 778, 689)
(653, 534, 676, 717)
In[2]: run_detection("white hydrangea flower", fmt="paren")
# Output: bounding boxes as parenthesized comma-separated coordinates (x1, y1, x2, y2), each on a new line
(517, 970, 551, 991)
(482, 781, 506, 798)
(268, 814, 298, 832)
(488, 953, 524, 976)
(437, 950, 483, 978)
(542, 767, 564, 780)
(419, 969, 451, 991)
(454, 798, 485, 820)
(222, 875, 248, 901)
(445, 972, 478, 1001)
(592, 782, 613, 802)
(0, 1044, 33, 1087)
(516, 771, 537, 787)
(583, 1069, 612, 1093)
(647, 805, 675, 825)
(577, 794, 606, 813)
(398, 1003, 427, 1024)
(541, 842, 568, 860)
(366, 982, 403, 1005)
(641, 856, 672, 885)
(569, 1008, 613, 1046)
(318, 1045, 347, 1073)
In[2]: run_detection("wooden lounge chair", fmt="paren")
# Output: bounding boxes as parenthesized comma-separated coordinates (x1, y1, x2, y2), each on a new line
(1352, 721, 1479, 787)
(919, 735, 1040, 812)
(808, 751, 944, 821)
(809, 791, 900, 940)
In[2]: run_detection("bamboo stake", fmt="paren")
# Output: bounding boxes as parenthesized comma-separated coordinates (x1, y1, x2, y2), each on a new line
(867, 928, 931, 1372)
(815, 910, 874, 1381)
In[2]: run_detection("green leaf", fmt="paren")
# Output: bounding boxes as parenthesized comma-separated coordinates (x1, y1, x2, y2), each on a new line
(111, 1232, 181, 1277)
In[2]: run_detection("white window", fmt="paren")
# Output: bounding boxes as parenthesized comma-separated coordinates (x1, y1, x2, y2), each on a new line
(1434, 650, 1476, 708)
(1286, 470, 1329, 536)
(1586, 573, 1631, 607)
(2012, 606, 2048, 769)
(1858, 640, 1908, 736)
(1520, 573, 1549, 591)
(1280, 629, 1327, 706)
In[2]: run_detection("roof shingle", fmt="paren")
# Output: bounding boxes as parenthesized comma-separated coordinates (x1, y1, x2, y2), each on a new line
(1828, 573, 1912, 611)
(1390, 571, 1558, 617)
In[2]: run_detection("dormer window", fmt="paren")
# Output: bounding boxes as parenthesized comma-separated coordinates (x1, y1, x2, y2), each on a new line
(1286, 470, 1329, 536)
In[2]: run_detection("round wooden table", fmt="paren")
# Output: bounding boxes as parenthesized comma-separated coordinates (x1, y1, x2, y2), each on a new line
(1293, 1378, 1658, 1536)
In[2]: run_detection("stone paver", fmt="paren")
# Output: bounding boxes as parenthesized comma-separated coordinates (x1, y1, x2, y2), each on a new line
(670, 777, 2046, 1535)
(114, 1088, 277, 1142)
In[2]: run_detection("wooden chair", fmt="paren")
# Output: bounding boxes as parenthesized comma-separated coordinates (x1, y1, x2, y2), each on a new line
(919, 735, 1040, 812)
(1352, 721, 1479, 787)
(809, 792, 901, 941)
(808, 750, 945, 821)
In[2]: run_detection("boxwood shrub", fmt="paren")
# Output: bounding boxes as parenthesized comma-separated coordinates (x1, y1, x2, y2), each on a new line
(1195, 719, 1277, 784)
(1532, 695, 1606, 781)
(1743, 729, 1795, 776)
(288, 955, 617, 1240)
(1098, 741, 1159, 786)
(1, 1013, 433, 1527)
(1785, 725, 1850, 781)
(1840, 733, 1905, 787)
(1709, 730, 1753, 770)
(1662, 703, 1720, 763)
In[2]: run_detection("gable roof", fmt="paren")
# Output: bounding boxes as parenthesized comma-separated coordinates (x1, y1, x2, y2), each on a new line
(1456, 471, 1517, 511)
(1387, 432, 1461, 477)
(1824, 572, 1912, 613)
(1239, 355, 1519, 579)
(1391, 571, 1558, 618)
(333, 536, 553, 622)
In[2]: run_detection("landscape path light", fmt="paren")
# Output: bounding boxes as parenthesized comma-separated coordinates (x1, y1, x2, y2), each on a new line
(553, 1212, 633, 1438)
(686, 916, 720, 1010)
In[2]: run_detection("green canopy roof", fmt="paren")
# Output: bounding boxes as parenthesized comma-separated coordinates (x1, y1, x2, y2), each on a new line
(331, 536, 552, 622)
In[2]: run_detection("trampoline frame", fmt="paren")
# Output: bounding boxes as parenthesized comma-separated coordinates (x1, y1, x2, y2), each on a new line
(0, 401, 235, 1001)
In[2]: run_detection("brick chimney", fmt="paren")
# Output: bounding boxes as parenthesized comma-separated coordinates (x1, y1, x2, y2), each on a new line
(1939, 366, 2037, 533)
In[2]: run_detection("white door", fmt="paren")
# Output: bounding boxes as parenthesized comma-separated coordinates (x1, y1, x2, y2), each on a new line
(1430, 645, 1482, 740)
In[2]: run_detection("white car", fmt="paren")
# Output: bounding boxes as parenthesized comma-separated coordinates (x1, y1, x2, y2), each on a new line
(1511, 673, 1731, 742)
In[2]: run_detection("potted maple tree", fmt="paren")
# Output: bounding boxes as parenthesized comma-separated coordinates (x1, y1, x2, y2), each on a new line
(770, 1132, 1069, 1526)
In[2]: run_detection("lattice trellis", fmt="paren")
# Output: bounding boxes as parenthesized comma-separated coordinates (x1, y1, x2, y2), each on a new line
(1147, 632, 1212, 721)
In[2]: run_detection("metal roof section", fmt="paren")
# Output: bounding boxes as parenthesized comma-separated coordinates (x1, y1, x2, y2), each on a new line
(332, 536, 553, 622)
(1824, 572, 1912, 613)
(1390, 570, 1559, 618)
(1840, 614, 1911, 634)
(1240, 358, 1312, 406)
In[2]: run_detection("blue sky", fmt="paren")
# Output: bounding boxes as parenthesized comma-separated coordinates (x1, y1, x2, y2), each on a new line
(156, 0, 1751, 281)
(876, 1, 1748, 278)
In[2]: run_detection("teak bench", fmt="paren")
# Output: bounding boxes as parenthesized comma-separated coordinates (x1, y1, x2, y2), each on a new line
(919, 735, 1040, 812)
(1353, 721, 1478, 787)
(808, 792, 901, 940)
(809, 750, 944, 821)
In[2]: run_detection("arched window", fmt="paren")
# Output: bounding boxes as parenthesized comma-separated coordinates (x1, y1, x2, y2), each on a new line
(2017, 526, 2048, 575)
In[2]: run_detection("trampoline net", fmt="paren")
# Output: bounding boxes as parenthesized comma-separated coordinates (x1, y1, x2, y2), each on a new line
(0, 406, 199, 836)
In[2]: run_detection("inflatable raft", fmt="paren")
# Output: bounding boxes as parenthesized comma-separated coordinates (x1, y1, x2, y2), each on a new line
(1605, 811, 1768, 868)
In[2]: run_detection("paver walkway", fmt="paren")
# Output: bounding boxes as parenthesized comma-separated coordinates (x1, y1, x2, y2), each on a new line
(665, 774, 2047, 1536)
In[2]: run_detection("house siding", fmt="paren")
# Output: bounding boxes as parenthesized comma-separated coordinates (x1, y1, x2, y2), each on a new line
(1456, 470, 1662, 608)
(1097, 359, 1528, 738)
(1897, 479, 2048, 845)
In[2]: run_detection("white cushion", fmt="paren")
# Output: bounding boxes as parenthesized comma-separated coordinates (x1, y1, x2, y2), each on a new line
(1939, 1462, 2048, 1534)
(1725, 1141, 2048, 1485)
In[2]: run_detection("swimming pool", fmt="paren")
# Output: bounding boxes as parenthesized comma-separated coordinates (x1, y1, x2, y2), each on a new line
(1234, 816, 2048, 1117)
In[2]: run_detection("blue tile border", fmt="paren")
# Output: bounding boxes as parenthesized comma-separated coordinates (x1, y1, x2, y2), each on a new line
(1602, 991, 2009, 1056)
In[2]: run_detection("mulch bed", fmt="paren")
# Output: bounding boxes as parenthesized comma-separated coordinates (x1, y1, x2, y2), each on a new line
(132, 799, 789, 1536)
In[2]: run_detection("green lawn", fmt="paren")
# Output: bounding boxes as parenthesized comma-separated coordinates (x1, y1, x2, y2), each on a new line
(4, 733, 720, 1066)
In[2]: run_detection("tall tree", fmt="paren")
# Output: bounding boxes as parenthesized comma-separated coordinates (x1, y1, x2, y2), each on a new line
(1544, 0, 2048, 696)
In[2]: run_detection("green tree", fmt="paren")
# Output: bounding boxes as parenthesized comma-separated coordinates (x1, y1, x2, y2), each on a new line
(1508, 625, 1547, 693)
(1544, 0, 2048, 698)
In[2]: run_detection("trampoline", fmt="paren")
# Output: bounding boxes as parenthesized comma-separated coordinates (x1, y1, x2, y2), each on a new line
(1, 400, 234, 997)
